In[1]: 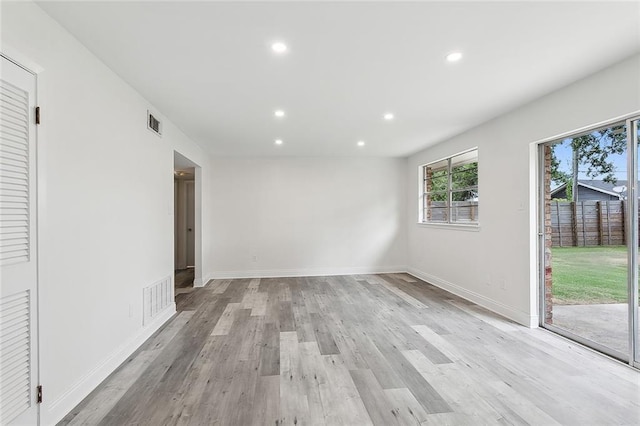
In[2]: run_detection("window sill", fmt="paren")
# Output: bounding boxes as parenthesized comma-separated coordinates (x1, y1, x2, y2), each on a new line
(416, 222, 481, 232)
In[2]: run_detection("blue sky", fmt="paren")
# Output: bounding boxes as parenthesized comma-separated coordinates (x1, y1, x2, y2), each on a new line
(552, 136, 630, 184)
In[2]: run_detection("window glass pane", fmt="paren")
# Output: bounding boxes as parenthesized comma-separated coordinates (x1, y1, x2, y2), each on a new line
(451, 155, 478, 191)
(429, 206, 448, 222)
(451, 189, 477, 202)
(428, 158, 448, 171)
(422, 167, 429, 193)
(451, 149, 477, 166)
(422, 149, 478, 224)
(429, 169, 448, 192)
(544, 121, 628, 358)
(427, 191, 447, 202)
(451, 203, 478, 222)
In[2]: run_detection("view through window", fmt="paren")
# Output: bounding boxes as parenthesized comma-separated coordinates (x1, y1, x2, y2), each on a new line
(422, 149, 478, 224)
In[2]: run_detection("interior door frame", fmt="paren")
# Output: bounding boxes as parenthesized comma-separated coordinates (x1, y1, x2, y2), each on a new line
(537, 112, 640, 368)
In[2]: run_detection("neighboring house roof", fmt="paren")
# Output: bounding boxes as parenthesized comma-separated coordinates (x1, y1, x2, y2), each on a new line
(580, 179, 629, 195)
(550, 180, 628, 199)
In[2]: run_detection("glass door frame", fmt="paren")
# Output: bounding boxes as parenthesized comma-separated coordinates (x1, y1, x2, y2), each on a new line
(628, 115, 639, 368)
(537, 112, 640, 367)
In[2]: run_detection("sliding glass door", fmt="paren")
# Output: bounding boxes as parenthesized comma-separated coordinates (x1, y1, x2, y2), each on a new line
(540, 115, 640, 366)
(633, 117, 640, 367)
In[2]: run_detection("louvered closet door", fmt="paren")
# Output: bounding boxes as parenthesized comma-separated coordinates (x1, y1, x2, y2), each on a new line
(0, 56, 39, 425)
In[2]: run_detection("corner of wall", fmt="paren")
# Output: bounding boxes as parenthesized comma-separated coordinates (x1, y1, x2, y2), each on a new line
(406, 267, 538, 328)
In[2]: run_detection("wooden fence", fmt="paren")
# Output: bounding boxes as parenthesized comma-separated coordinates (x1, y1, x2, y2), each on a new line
(550, 200, 629, 247)
(428, 201, 478, 222)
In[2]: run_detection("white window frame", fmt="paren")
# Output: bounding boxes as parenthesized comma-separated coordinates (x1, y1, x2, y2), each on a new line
(419, 148, 479, 227)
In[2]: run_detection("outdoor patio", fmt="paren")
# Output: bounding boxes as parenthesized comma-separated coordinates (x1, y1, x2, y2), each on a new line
(552, 303, 629, 354)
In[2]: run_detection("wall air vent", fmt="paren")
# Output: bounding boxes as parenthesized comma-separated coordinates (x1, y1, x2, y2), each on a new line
(147, 110, 162, 137)
(143, 276, 173, 326)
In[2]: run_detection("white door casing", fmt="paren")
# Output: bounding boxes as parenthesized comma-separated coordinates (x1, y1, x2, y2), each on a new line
(0, 55, 39, 425)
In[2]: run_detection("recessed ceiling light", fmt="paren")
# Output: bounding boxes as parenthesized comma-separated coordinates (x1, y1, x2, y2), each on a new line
(383, 113, 394, 121)
(446, 51, 463, 62)
(357, 141, 365, 147)
(271, 42, 288, 54)
(275, 139, 283, 145)
(274, 110, 285, 118)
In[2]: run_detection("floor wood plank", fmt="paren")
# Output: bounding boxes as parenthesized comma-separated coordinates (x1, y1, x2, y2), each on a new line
(350, 368, 402, 425)
(321, 354, 373, 425)
(259, 322, 280, 376)
(299, 341, 329, 426)
(384, 387, 430, 425)
(59, 274, 640, 426)
(210, 302, 241, 336)
(251, 375, 280, 426)
(279, 331, 310, 426)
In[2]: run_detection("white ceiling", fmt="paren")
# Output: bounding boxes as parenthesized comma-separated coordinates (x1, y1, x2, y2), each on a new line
(37, 1, 640, 157)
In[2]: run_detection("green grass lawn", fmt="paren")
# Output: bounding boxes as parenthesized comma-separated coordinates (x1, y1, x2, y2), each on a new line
(551, 246, 629, 305)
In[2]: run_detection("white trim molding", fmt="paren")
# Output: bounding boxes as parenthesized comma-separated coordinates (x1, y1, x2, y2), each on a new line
(406, 266, 538, 328)
(210, 266, 407, 280)
(42, 305, 176, 425)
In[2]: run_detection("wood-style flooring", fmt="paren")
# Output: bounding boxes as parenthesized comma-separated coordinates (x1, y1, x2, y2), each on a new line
(59, 274, 640, 425)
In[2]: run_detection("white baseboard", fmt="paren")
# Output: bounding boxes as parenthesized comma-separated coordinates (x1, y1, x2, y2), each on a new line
(197, 272, 215, 287)
(210, 265, 407, 280)
(406, 267, 537, 328)
(43, 304, 177, 425)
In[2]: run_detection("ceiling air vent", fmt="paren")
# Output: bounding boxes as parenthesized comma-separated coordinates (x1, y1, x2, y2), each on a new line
(147, 110, 162, 137)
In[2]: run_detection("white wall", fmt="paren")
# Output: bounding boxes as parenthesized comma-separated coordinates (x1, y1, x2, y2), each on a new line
(1, 2, 211, 424)
(209, 157, 407, 278)
(407, 54, 640, 327)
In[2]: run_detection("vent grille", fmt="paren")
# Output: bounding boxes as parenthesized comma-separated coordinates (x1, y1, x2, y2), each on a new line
(143, 276, 173, 326)
(147, 110, 162, 136)
(0, 290, 31, 424)
(0, 79, 30, 265)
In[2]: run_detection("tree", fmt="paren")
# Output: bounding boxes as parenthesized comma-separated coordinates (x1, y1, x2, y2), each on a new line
(428, 162, 478, 202)
(551, 124, 626, 201)
(550, 148, 570, 185)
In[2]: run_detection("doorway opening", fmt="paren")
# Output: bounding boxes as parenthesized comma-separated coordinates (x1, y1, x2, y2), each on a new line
(539, 115, 640, 367)
(173, 152, 202, 301)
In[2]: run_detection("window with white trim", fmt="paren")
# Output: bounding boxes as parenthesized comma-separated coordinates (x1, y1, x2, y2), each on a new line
(421, 149, 478, 224)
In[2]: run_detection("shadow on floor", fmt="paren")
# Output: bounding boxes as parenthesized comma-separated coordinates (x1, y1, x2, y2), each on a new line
(174, 268, 194, 299)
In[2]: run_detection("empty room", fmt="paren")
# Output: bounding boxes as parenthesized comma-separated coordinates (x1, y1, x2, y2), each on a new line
(1, 1, 639, 425)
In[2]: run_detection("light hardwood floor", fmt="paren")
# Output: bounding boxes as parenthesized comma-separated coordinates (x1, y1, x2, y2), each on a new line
(59, 274, 640, 425)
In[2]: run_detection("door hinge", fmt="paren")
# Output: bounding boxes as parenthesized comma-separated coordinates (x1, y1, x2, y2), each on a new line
(37, 385, 43, 404)
(35, 106, 41, 125)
